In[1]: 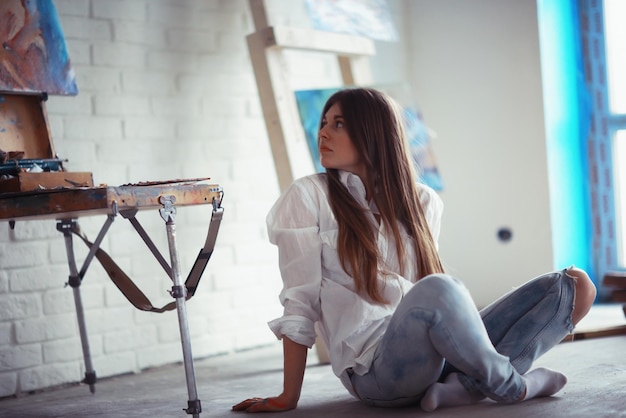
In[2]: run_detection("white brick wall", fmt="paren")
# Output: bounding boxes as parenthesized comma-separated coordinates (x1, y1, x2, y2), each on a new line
(0, 0, 287, 397)
(0, 0, 405, 398)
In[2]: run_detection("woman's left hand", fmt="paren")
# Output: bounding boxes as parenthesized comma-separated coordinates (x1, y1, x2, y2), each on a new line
(232, 395, 295, 412)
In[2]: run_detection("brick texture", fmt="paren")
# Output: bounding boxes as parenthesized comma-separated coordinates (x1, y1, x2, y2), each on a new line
(0, 0, 341, 397)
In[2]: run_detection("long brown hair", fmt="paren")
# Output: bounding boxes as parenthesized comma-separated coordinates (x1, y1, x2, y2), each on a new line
(321, 88, 444, 303)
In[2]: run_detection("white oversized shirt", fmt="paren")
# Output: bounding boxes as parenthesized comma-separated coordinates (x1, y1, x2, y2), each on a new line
(266, 171, 443, 395)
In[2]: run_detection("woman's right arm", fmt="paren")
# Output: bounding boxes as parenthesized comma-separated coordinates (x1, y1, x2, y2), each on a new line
(232, 337, 308, 412)
(233, 178, 323, 413)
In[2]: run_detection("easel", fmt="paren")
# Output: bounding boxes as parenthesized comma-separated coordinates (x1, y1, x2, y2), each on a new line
(1, 183, 223, 418)
(245, 0, 378, 362)
(246, 0, 376, 191)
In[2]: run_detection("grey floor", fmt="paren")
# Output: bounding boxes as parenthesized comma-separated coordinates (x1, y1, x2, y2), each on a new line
(2, 305, 626, 418)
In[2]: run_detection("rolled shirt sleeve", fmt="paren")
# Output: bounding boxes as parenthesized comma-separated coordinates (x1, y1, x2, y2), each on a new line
(266, 178, 323, 348)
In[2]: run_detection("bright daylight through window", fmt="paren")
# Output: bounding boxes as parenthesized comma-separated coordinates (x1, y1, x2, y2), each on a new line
(604, 0, 626, 265)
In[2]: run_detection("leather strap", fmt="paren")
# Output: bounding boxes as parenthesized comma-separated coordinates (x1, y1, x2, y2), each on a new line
(71, 207, 223, 313)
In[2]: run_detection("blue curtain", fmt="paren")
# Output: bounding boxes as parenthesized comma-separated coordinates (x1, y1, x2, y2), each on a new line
(537, 0, 595, 283)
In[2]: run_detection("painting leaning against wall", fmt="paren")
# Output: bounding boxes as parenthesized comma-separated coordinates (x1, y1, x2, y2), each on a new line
(0, 0, 77, 95)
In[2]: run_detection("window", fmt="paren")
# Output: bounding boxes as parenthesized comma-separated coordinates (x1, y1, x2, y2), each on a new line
(603, 0, 626, 267)
(582, 0, 626, 276)
(615, 131, 626, 265)
(604, 0, 626, 113)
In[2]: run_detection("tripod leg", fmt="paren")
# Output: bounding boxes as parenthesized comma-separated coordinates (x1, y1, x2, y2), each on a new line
(57, 220, 97, 393)
(160, 196, 202, 417)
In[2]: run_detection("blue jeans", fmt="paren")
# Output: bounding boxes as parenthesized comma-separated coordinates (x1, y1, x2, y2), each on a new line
(349, 269, 576, 407)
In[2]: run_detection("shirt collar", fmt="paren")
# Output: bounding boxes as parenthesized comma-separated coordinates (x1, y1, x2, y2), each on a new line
(338, 170, 366, 201)
(337, 170, 379, 215)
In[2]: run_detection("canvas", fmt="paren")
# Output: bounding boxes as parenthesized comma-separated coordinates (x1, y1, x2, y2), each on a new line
(304, 0, 398, 42)
(0, 0, 77, 95)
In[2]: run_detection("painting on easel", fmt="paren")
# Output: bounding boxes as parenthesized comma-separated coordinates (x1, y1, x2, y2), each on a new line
(304, 0, 398, 42)
(0, 0, 77, 95)
(294, 87, 444, 191)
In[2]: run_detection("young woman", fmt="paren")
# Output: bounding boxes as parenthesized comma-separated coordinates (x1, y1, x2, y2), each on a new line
(232, 87, 596, 412)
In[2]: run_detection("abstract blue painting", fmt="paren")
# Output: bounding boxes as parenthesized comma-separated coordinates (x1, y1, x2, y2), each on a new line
(0, 0, 78, 95)
(294, 88, 338, 173)
(304, 0, 398, 42)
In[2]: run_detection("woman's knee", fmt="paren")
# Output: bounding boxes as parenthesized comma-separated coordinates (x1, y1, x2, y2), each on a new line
(565, 267, 597, 324)
(419, 274, 464, 293)
(565, 267, 597, 302)
(413, 274, 469, 305)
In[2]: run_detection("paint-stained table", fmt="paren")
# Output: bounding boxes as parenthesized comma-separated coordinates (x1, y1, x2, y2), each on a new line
(0, 180, 224, 418)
